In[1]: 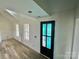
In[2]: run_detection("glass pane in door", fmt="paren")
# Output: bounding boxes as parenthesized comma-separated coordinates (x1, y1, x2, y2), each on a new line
(47, 24, 52, 36)
(42, 24, 46, 35)
(47, 37, 51, 49)
(42, 36, 46, 47)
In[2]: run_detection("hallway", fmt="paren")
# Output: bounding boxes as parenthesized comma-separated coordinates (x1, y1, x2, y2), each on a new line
(0, 38, 48, 59)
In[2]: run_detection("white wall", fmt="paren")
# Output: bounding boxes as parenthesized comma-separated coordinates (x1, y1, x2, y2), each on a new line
(54, 10, 74, 59)
(0, 14, 13, 41)
(12, 16, 40, 52)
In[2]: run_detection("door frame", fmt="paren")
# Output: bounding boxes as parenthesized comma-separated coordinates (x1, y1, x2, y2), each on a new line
(40, 21, 55, 59)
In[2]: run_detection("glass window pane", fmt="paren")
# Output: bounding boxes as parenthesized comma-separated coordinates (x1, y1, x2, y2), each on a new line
(0, 32, 2, 42)
(42, 36, 46, 47)
(47, 37, 51, 49)
(16, 24, 19, 37)
(24, 24, 29, 32)
(24, 24, 29, 40)
(47, 23, 52, 36)
(42, 24, 46, 35)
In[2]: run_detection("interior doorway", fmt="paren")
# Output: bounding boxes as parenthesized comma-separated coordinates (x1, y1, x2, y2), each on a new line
(40, 21, 55, 59)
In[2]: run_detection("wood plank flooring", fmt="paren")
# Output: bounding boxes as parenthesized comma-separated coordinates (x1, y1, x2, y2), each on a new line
(0, 39, 49, 59)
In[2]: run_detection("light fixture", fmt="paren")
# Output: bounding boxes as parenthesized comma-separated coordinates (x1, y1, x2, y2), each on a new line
(28, 11, 32, 13)
(6, 9, 16, 16)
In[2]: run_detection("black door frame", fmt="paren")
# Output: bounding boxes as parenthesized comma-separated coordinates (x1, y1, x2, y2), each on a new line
(40, 21, 55, 59)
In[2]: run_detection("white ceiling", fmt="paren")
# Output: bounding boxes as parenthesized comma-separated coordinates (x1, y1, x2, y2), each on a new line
(0, 0, 48, 17)
(34, 0, 78, 15)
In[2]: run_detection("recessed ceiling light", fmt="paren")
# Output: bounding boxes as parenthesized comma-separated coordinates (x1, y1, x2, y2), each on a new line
(37, 16, 41, 18)
(28, 11, 32, 13)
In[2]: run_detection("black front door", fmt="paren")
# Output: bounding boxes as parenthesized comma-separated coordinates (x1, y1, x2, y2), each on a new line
(40, 21, 55, 59)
